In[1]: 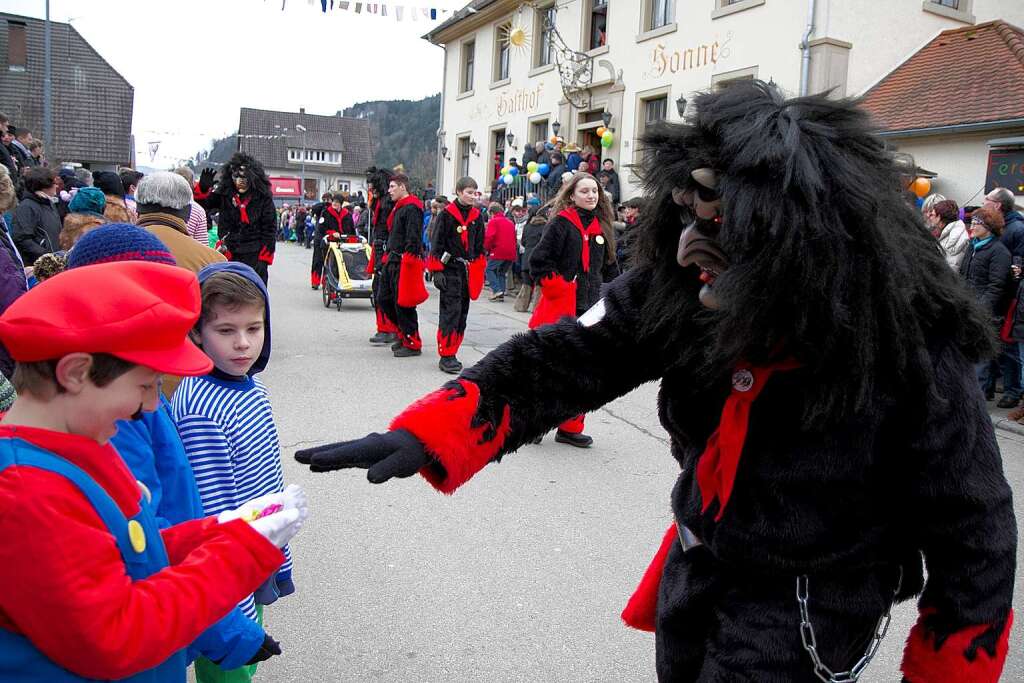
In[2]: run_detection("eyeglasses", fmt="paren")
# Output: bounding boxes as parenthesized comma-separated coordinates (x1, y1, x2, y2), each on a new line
(971, 218, 987, 226)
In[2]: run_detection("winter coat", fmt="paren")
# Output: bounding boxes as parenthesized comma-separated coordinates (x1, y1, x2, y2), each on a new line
(0, 229, 26, 377)
(430, 202, 486, 267)
(484, 215, 517, 261)
(546, 163, 566, 194)
(936, 219, 968, 270)
(529, 208, 610, 314)
(959, 237, 1012, 318)
(207, 191, 277, 260)
(565, 152, 582, 172)
(602, 169, 622, 204)
(999, 210, 1024, 258)
(103, 195, 134, 224)
(11, 192, 61, 265)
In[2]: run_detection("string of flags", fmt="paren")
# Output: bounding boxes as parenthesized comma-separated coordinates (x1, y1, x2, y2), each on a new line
(308, 0, 460, 20)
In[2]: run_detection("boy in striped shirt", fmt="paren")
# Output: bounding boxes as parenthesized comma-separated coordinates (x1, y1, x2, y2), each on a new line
(172, 261, 292, 683)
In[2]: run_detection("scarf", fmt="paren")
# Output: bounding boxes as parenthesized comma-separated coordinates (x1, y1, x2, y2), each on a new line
(696, 361, 799, 521)
(327, 206, 350, 231)
(971, 236, 994, 251)
(232, 194, 251, 224)
(559, 207, 603, 273)
(446, 201, 480, 250)
(386, 194, 424, 230)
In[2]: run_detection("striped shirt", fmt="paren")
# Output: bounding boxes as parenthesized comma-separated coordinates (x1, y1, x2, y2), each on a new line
(186, 199, 209, 245)
(172, 373, 292, 620)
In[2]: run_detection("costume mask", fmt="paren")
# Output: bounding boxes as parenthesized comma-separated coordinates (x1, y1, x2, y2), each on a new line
(676, 168, 728, 310)
(232, 167, 250, 194)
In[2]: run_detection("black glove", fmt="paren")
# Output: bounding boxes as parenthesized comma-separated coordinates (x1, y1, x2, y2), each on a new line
(199, 167, 217, 193)
(432, 270, 447, 291)
(246, 634, 281, 665)
(295, 430, 432, 483)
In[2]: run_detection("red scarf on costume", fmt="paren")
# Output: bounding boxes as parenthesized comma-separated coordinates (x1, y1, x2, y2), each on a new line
(327, 206, 350, 230)
(387, 194, 424, 230)
(559, 207, 603, 273)
(232, 194, 251, 224)
(446, 202, 480, 250)
(696, 361, 799, 520)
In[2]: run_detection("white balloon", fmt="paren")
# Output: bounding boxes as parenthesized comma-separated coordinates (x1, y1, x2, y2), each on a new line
(502, 174, 515, 185)
(529, 172, 543, 184)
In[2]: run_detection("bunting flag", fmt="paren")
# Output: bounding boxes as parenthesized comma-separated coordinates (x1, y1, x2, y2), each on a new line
(302, 0, 452, 20)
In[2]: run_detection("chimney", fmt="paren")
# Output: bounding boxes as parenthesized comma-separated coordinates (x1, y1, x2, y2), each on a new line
(299, 107, 306, 114)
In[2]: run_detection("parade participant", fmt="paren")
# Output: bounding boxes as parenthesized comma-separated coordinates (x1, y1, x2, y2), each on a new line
(311, 194, 355, 288)
(376, 173, 427, 357)
(297, 82, 1015, 682)
(310, 193, 336, 289)
(196, 154, 276, 284)
(0, 260, 307, 681)
(365, 167, 401, 346)
(428, 176, 486, 375)
(526, 172, 616, 448)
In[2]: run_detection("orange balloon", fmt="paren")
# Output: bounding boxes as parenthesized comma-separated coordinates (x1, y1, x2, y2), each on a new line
(550, 135, 558, 144)
(912, 177, 931, 198)
(596, 126, 607, 138)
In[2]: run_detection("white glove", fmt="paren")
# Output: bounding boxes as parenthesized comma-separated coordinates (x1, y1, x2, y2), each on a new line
(217, 484, 308, 523)
(249, 507, 306, 548)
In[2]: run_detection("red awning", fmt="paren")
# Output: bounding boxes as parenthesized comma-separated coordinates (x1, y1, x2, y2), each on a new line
(270, 177, 302, 197)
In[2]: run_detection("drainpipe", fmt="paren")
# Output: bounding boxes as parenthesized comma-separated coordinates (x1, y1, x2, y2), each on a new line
(436, 46, 449, 195)
(799, 0, 816, 96)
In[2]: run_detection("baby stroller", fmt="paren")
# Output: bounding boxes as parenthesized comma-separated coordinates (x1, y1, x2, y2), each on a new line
(321, 233, 373, 310)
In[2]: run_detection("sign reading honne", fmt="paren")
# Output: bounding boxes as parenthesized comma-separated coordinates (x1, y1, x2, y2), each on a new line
(649, 33, 732, 78)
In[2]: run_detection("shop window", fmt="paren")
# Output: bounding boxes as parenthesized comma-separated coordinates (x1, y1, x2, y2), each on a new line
(712, 0, 766, 20)
(534, 4, 556, 68)
(460, 40, 475, 93)
(7, 21, 26, 72)
(494, 23, 511, 82)
(457, 136, 471, 178)
(584, 0, 608, 51)
(922, 0, 975, 23)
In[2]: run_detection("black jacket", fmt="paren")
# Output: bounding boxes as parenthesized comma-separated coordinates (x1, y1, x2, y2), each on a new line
(386, 199, 424, 258)
(204, 191, 276, 259)
(318, 207, 355, 238)
(429, 201, 486, 267)
(529, 209, 609, 313)
(11, 192, 61, 265)
(959, 237, 1012, 317)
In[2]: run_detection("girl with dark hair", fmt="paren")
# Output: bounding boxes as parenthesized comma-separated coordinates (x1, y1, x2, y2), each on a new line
(928, 198, 968, 269)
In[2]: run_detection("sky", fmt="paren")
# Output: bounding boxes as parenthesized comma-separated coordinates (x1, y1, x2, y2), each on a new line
(7, 0, 463, 168)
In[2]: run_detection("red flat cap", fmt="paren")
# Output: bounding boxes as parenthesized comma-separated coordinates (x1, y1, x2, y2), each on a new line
(0, 261, 213, 376)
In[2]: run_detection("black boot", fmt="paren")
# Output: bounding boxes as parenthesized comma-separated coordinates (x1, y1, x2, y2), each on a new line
(555, 430, 593, 448)
(997, 395, 1020, 409)
(369, 332, 396, 346)
(439, 356, 463, 375)
(393, 345, 422, 358)
(531, 434, 543, 445)
(391, 340, 404, 352)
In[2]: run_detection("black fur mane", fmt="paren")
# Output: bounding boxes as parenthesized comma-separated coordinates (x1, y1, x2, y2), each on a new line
(216, 152, 271, 198)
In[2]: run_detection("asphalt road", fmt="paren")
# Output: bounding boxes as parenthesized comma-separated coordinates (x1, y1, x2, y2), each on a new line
(250, 242, 1023, 682)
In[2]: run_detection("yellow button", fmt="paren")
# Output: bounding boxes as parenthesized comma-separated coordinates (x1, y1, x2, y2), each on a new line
(127, 520, 146, 554)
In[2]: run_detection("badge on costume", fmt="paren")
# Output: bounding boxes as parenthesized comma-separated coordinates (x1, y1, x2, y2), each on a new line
(457, 226, 465, 233)
(732, 369, 754, 392)
(595, 235, 605, 245)
(319, 217, 325, 224)
(127, 520, 147, 553)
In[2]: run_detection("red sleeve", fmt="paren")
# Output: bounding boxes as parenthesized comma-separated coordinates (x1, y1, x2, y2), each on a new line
(159, 516, 218, 565)
(0, 468, 284, 680)
(484, 221, 496, 253)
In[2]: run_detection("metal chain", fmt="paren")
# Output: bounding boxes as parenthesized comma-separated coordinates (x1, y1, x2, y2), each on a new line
(796, 567, 903, 683)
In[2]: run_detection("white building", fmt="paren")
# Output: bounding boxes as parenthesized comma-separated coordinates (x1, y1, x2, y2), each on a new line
(424, 0, 1024, 203)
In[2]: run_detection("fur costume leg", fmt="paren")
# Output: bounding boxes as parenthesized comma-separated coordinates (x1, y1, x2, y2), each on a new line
(377, 262, 402, 337)
(558, 415, 585, 434)
(437, 269, 468, 357)
(383, 262, 420, 349)
(311, 237, 325, 287)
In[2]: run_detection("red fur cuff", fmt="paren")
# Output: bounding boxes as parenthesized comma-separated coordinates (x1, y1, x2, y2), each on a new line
(528, 275, 577, 329)
(901, 610, 1013, 683)
(427, 255, 445, 272)
(258, 246, 275, 265)
(468, 256, 486, 301)
(193, 182, 210, 202)
(367, 247, 376, 275)
(397, 253, 429, 307)
(621, 524, 677, 632)
(390, 379, 511, 495)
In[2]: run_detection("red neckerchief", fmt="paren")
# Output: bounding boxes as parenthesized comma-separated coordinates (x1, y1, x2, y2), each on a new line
(0, 424, 142, 516)
(327, 206, 350, 228)
(446, 202, 480, 250)
(232, 194, 251, 224)
(386, 194, 424, 230)
(559, 207, 603, 273)
(696, 361, 800, 520)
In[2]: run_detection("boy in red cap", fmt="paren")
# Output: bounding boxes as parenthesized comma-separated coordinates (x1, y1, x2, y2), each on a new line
(0, 261, 309, 682)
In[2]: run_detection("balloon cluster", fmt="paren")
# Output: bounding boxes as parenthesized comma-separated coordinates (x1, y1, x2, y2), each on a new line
(502, 159, 551, 186)
(596, 127, 615, 149)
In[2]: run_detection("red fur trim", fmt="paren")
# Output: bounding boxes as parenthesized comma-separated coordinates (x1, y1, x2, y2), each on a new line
(621, 524, 677, 632)
(192, 182, 210, 202)
(397, 253, 429, 307)
(901, 610, 1013, 683)
(376, 308, 398, 334)
(437, 330, 464, 357)
(528, 275, 577, 329)
(258, 246, 274, 265)
(559, 415, 585, 434)
(400, 331, 423, 351)
(468, 256, 486, 301)
(390, 379, 512, 494)
(427, 255, 445, 272)
(311, 271, 322, 288)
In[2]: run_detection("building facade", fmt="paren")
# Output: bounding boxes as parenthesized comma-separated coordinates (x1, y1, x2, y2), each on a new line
(0, 12, 134, 170)
(425, 0, 1024, 202)
(238, 107, 373, 203)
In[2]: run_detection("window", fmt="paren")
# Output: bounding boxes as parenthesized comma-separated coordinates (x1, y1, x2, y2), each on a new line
(648, 0, 671, 31)
(457, 136, 471, 178)
(493, 23, 511, 82)
(634, 91, 670, 168)
(337, 181, 350, 192)
(711, 65, 759, 89)
(534, 4, 556, 68)
(935, 0, 960, 7)
(530, 119, 549, 146)
(643, 97, 668, 130)
(712, 0, 766, 20)
(7, 21, 26, 72)
(461, 40, 475, 93)
(584, 0, 608, 51)
(491, 129, 507, 181)
(922, 0, 975, 23)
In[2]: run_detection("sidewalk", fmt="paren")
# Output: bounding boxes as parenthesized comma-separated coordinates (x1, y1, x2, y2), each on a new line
(989, 398, 1024, 436)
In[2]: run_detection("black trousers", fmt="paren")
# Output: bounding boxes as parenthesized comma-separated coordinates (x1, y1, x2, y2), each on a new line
(232, 253, 268, 285)
(437, 267, 470, 357)
(311, 234, 326, 286)
(377, 260, 420, 349)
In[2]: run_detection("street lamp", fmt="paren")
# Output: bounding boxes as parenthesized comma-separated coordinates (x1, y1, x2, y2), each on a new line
(601, 111, 615, 132)
(469, 139, 479, 156)
(552, 121, 561, 136)
(440, 145, 449, 159)
(676, 94, 688, 118)
(506, 131, 516, 150)
(295, 124, 307, 204)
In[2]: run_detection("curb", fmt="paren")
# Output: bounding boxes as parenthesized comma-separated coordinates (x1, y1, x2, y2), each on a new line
(991, 415, 1024, 437)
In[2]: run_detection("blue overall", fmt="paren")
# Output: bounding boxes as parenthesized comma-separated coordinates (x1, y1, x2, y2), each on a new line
(0, 438, 187, 682)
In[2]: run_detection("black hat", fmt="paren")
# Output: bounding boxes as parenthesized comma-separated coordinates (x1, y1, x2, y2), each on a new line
(92, 170, 125, 198)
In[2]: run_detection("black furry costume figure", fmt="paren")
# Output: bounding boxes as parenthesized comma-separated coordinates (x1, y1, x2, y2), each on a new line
(376, 188, 427, 353)
(297, 83, 1016, 681)
(427, 199, 487, 370)
(366, 167, 399, 341)
(310, 199, 355, 288)
(196, 153, 276, 283)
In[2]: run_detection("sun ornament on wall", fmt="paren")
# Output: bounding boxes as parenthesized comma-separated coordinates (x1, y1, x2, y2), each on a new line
(501, 22, 531, 54)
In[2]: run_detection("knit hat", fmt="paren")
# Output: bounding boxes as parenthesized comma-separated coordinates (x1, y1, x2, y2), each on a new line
(0, 373, 16, 412)
(67, 223, 176, 269)
(93, 170, 125, 198)
(527, 197, 541, 207)
(67, 186, 106, 217)
(32, 252, 67, 281)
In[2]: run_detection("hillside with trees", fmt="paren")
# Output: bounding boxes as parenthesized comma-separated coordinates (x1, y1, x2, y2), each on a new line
(345, 94, 440, 191)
